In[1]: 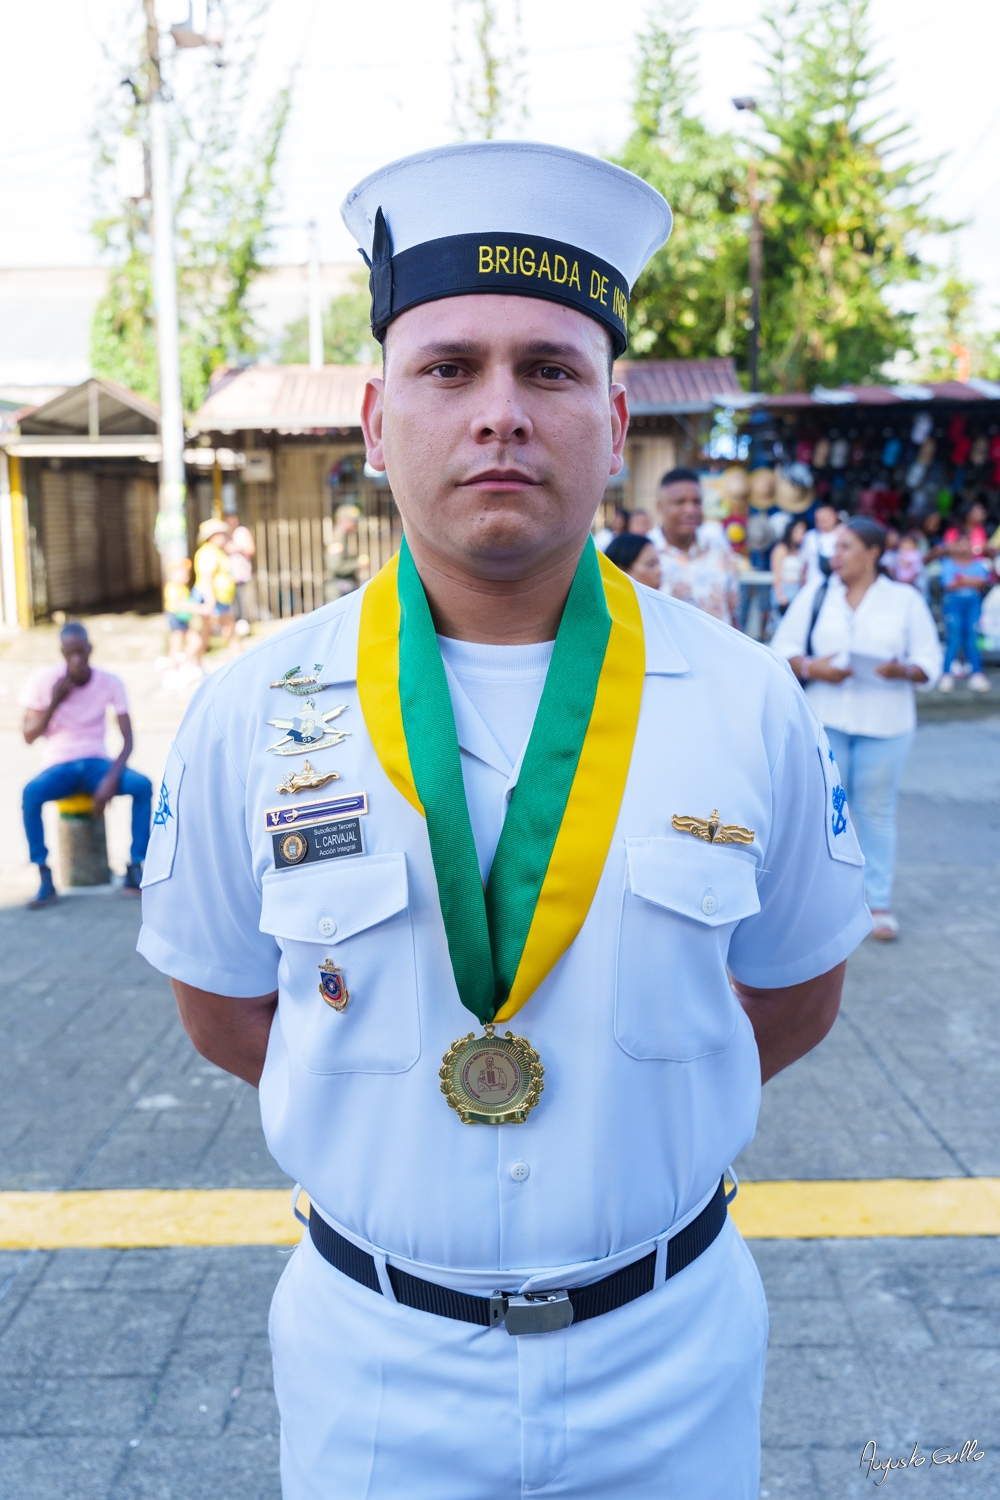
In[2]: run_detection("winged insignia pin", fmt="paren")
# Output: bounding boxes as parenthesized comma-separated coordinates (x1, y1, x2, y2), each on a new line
(671, 809, 754, 845)
(267, 700, 351, 756)
(270, 664, 336, 696)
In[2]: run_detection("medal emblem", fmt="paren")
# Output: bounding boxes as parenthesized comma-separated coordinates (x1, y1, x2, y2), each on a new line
(278, 831, 309, 865)
(440, 1024, 544, 1125)
(318, 959, 349, 1011)
(267, 700, 351, 755)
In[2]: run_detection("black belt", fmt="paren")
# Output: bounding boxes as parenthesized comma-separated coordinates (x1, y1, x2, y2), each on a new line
(309, 1177, 728, 1335)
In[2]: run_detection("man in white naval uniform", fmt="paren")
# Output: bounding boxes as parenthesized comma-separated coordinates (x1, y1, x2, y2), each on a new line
(139, 142, 870, 1499)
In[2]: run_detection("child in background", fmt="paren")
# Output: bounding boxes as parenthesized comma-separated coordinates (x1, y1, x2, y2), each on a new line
(938, 531, 992, 693)
(163, 559, 195, 664)
(892, 534, 925, 589)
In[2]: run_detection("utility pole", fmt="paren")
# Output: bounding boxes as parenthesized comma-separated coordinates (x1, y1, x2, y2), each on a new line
(143, 0, 187, 567)
(308, 221, 324, 369)
(734, 97, 762, 393)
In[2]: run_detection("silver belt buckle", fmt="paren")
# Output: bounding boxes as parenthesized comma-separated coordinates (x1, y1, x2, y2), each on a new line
(490, 1289, 574, 1335)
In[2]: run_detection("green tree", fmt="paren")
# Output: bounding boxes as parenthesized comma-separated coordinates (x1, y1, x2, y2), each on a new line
(90, 0, 290, 411)
(279, 272, 381, 365)
(755, 0, 947, 391)
(451, 0, 526, 140)
(613, 3, 747, 361)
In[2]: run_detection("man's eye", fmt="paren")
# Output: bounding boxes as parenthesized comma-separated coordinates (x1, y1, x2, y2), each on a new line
(537, 366, 568, 381)
(430, 363, 462, 379)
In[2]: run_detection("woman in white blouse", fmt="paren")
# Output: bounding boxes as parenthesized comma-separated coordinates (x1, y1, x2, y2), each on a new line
(771, 517, 942, 940)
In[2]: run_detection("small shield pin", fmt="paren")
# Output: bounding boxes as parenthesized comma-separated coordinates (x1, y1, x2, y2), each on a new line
(318, 959, 349, 1012)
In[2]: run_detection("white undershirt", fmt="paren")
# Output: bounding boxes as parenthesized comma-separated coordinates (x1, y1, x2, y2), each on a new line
(437, 637, 554, 765)
(437, 636, 554, 880)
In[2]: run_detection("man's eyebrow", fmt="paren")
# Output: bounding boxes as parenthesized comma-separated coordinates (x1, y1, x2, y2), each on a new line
(415, 341, 486, 361)
(413, 339, 589, 363)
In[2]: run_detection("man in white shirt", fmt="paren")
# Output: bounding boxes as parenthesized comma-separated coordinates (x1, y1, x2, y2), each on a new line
(649, 467, 741, 627)
(139, 143, 868, 1500)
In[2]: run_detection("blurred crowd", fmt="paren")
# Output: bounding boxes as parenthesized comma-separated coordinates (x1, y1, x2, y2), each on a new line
(596, 471, 1000, 693)
(158, 513, 256, 685)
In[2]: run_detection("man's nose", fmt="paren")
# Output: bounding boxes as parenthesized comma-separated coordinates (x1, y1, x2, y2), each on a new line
(470, 370, 532, 445)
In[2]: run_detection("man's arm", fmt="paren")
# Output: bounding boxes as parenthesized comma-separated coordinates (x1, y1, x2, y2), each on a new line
(91, 712, 135, 818)
(22, 674, 75, 743)
(731, 960, 845, 1084)
(171, 979, 278, 1087)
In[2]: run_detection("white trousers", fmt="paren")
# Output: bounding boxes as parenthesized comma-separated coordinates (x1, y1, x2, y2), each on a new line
(269, 1217, 768, 1499)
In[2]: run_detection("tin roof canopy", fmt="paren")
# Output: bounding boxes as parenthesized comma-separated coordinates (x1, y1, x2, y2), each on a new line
(2, 377, 162, 459)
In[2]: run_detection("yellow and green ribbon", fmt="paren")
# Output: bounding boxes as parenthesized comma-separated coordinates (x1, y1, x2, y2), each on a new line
(357, 536, 644, 1026)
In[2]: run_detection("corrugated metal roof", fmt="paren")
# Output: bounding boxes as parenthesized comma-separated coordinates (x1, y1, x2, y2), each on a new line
(191, 357, 744, 432)
(762, 380, 1000, 411)
(17, 377, 159, 436)
(615, 358, 742, 414)
(190, 364, 380, 434)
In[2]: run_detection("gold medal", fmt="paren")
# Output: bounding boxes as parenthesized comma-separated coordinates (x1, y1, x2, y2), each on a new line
(439, 1024, 544, 1125)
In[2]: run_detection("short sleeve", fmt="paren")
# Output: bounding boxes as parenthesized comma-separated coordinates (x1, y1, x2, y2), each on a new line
(18, 667, 55, 711)
(138, 678, 280, 997)
(727, 681, 871, 989)
(107, 672, 129, 716)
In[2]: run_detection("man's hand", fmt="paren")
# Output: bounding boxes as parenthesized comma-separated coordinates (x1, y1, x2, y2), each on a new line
(91, 770, 120, 819)
(732, 960, 846, 1084)
(50, 673, 75, 708)
(171, 980, 278, 1087)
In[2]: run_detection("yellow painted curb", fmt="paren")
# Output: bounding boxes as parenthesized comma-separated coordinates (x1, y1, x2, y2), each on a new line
(0, 1189, 304, 1250)
(730, 1178, 1000, 1239)
(0, 1180, 998, 1251)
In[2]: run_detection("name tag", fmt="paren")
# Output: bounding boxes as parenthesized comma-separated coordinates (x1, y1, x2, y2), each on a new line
(272, 816, 365, 869)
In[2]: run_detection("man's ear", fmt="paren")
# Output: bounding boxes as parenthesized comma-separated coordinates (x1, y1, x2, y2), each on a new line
(361, 376, 386, 472)
(608, 383, 629, 476)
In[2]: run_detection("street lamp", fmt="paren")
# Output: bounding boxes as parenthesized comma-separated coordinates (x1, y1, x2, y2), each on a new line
(733, 96, 762, 393)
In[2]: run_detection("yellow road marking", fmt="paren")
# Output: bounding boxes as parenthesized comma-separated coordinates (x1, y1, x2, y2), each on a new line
(1, 1180, 998, 1251)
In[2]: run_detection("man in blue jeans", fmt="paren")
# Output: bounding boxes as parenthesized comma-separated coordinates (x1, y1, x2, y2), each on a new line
(19, 622, 152, 907)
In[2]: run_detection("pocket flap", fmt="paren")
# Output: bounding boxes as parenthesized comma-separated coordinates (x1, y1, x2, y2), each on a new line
(260, 852, 408, 943)
(625, 837, 760, 927)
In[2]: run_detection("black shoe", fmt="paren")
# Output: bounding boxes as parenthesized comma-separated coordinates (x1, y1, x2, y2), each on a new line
(28, 867, 58, 908)
(122, 862, 144, 895)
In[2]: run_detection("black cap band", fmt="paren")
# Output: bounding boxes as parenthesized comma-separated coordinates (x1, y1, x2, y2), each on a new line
(365, 228, 630, 356)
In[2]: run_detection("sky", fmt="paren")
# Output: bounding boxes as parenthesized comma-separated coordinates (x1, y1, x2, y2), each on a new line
(2, 0, 999, 322)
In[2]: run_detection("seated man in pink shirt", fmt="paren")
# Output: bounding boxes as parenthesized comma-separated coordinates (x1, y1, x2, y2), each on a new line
(19, 622, 152, 907)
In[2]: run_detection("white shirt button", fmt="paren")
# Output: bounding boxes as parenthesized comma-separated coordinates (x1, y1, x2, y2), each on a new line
(509, 1161, 530, 1182)
(317, 916, 336, 938)
(701, 892, 718, 916)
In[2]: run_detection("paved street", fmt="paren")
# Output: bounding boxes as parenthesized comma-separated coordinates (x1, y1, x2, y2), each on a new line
(0, 619, 998, 1498)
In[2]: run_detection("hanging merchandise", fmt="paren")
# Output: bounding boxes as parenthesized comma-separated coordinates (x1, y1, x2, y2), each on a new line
(881, 435, 902, 467)
(970, 434, 989, 466)
(990, 435, 1000, 486)
(812, 436, 831, 470)
(830, 436, 850, 469)
(748, 467, 777, 509)
(795, 438, 814, 464)
(911, 412, 933, 445)
(917, 437, 936, 466)
(850, 436, 867, 466)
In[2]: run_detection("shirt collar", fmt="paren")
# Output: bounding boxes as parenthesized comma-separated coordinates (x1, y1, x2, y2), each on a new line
(318, 572, 690, 691)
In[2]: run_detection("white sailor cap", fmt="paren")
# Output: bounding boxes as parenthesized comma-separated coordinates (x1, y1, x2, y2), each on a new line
(340, 141, 672, 357)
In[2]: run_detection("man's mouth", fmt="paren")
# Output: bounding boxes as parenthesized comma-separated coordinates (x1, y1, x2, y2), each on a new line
(458, 469, 541, 490)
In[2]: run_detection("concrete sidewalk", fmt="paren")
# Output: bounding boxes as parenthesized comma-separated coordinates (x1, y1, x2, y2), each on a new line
(0, 615, 997, 1498)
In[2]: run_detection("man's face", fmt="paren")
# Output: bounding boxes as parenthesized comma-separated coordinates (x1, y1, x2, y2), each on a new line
(361, 295, 628, 579)
(815, 506, 838, 533)
(657, 482, 702, 547)
(61, 634, 92, 683)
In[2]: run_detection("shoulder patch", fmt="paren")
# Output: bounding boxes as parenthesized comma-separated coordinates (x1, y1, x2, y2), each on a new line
(818, 733, 864, 866)
(142, 743, 184, 886)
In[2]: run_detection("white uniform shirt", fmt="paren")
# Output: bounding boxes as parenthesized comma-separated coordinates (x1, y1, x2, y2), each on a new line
(801, 527, 837, 585)
(139, 581, 868, 1278)
(770, 574, 943, 737)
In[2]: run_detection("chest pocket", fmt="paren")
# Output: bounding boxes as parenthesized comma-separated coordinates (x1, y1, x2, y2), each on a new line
(615, 837, 760, 1062)
(259, 852, 419, 1075)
